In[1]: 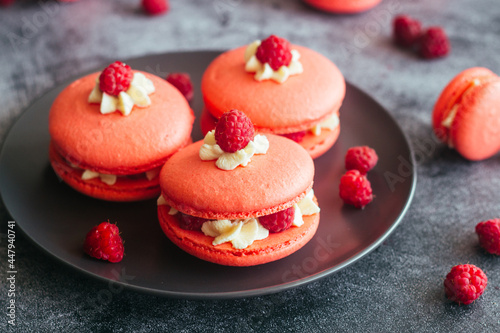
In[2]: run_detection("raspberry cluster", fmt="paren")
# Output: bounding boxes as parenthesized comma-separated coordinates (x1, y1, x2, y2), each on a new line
(259, 207, 295, 233)
(256, 35, 293, 71)
(142, 0, 169, 15)
(99, 61, 133, 96)
(339, 146, 378, 208)
(215, 109, 255, 153)
(393, 15, 450, 59)
(444, 264, 488, 305)
(166, 72, 194, 102)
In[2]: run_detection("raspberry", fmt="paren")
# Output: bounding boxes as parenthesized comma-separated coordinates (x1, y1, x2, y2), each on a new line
(345, 146, 378, 174)
(215, 109, 255, 153)
(99, 61, 133, 96)
(83, 222, 124, 263)
(142, 0, 169, 15)
(418, 27, 450, 59)
(178, 213, 208, 231)
(259, 207, 295, 233)
(256, 35, 293, 71)
(166, 72, 194, 102)
(476, 219, 500, 255)
(393, 15, 422, 47)
(444, 264, 487, 305)
(281, 131, 306, 143)
(339, 170, 373, 208)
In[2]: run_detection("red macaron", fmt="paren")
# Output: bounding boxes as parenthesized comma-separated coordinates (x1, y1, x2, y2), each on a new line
(157, 133, 320, 266)
(432, 67, 500, 161)
(49, 63, 195, 201)
(304, 0, 382, 13)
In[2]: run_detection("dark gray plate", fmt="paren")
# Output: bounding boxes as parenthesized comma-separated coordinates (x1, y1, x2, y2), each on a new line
(0, 51, 416, 299)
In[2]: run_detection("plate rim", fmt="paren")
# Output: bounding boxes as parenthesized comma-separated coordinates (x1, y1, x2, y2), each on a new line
(0, 50, 416, 299)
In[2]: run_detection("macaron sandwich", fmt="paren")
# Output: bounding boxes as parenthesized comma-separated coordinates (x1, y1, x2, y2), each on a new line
(432, 67, 500, 161)
(303, 0, 381, 13)
(158, 110, 320, 266)
(49, 61, 195, 201)
(201, 35, 346, 159)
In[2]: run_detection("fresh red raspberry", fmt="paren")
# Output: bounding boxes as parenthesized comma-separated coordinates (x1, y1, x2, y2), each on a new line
(259, 207, 295, 233)
(345, 146, 378, 174)
(215, 109, 255, 153)
(99, 61, 133, 96)
(166, 72, 194, 102)
(178, 213, 208, 231)
(339, 170, 373, 208)
(142, 0, 169, 15)
(444, 264, 487, 305)
(0, 0, 15, 6)
(393, 15, 422, 47)
(475, 219, 500, 255)
(255, 35, 293, 71)
(281, 131, 306, 143)
(84, 222, 124, 263)
(418, 27, 450, 59)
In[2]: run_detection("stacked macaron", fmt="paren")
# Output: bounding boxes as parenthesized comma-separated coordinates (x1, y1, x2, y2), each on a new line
(432, 67, 500, 161)
(201, 35, 346, 159)
(157, 110, 320, 266)
(49, 61, 195, 201)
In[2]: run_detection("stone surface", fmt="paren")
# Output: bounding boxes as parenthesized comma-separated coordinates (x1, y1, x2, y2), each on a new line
(1, 0, 500, 331)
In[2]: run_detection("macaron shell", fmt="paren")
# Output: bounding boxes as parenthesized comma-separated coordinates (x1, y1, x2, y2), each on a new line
(50, 143, 160, 201)
(304, 0, 381, 13)
(432, 67, 496, 143)
(202, 45, 345, 133)
(200, 108, 340, 160)
(159, 135, 315, 220)
(157, 201, 320, 266)
(449, 80, 500, 160)
(49, 71, 195, 175)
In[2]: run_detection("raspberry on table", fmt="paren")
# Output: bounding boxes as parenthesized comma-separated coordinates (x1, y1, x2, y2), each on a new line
(475, 219, 500, 255)
(215, 109, 255, 153)
(418, 27, 450, 59)
(99, 61, 134, 96)
(444, 264, 487, 305)
(83, 222, 124, 263)
(256, 35, 293, 71)
(339, 170, 373, 209)
(345, 146, 378, 174)
(281, 131, 306, 143)
(393, 15, 422, 47)
(166, 72, 194, 102)
(178, 213, 208, 231)
(142, 0, 169, 15)
(259, 207, 295, 233)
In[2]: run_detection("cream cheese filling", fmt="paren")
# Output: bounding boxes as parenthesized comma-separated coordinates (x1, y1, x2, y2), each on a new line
(69, 162, 161, 186)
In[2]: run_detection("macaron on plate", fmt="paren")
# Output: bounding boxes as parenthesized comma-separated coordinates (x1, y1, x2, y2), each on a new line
(0, 51, 415, 298)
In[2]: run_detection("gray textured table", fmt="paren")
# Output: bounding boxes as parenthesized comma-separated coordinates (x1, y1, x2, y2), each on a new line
(1, 0, 500, 331)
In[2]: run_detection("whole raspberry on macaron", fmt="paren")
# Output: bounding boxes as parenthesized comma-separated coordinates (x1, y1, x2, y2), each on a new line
(345, 146, 378, 174)
(84, 222, 124, 263)
(444, 264, 487, 305)
(475, 219, 500, 255)
(256, 35, 293, 71)
(339, 170, 373, 208)
(142, 0, 169, 15)
(259, 206, 295, 233)
(166, 72, 194, 102)
(215, 109, 255, 153)
(418, 27, 450, 59)
(282, 131, 306, 143)
(393, 15, 422, 47)
(178, 213, 208, 231)
(99, 61, 133, 96)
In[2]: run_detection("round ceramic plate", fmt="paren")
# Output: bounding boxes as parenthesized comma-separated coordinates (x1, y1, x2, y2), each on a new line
(0, 51, 415, 299)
